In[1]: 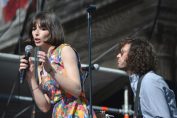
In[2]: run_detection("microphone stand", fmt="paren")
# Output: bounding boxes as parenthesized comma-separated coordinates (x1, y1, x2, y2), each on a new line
(86, 5, 96, 118)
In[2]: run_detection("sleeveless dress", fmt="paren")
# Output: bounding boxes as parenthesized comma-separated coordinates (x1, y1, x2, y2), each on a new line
(40, 44, 96, 118)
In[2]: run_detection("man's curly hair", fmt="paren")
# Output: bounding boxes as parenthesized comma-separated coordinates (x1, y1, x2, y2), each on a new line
(118, 37, 157, 75)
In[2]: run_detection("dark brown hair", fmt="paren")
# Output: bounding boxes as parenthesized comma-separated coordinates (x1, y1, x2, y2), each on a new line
(118, 37, 157, 75)
(28, 11, 64, 47)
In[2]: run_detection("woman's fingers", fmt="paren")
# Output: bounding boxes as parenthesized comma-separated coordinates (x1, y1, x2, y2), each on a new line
(20, 58, 28, 63)
(19, 63, 28, 69)
(19, 55, 29, 71)
(20, 55, 25, 59)
(19, 61, 29, 72)
(37, 51, 47, 63)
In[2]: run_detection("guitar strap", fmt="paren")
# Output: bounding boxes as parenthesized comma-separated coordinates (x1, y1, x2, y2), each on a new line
(134, 75, 144, 118)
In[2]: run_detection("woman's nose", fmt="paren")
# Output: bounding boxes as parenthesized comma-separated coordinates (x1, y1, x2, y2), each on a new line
(34, 30, 39, 36)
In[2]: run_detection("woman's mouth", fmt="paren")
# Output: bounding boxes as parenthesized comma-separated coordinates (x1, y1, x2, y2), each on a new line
(34, 38, 41, 43)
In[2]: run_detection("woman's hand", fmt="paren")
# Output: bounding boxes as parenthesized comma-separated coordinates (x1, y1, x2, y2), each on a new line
(19, 55, 35, 79)
(37, 51, 53, 73)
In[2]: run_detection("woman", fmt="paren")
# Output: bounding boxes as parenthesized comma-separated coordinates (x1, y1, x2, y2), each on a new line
(19, 11, 97, 118)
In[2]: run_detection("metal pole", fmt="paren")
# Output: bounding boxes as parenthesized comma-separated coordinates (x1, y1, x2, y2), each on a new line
(86, 5, 96, 118)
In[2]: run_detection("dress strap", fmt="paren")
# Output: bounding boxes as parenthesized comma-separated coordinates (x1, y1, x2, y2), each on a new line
(59, 43, 70, 50)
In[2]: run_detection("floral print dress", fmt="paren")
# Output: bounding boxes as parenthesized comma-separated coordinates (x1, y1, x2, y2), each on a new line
(40, 44, 96, 118)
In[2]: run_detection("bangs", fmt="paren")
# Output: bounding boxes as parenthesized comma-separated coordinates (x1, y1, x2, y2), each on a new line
(32, 17, 49, 30)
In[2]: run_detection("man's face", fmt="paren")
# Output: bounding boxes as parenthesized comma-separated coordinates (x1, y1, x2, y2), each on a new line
(116, 43, 131, 70)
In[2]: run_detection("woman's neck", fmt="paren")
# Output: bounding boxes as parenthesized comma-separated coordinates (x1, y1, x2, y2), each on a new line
(39, 44, 54, 53)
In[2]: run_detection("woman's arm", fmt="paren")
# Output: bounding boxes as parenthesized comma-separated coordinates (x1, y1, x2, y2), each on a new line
(26, 74, 51, 113)
(19, 56, 51, 112)
(51, 46, 82, 98)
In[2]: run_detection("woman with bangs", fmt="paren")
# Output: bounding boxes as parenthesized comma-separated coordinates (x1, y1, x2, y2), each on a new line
(19, 11, 97, 118)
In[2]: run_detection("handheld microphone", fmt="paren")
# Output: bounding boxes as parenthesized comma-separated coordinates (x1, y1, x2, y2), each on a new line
(20, 45, 33, 84)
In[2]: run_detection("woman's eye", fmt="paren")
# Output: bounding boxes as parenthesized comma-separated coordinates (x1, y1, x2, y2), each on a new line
(32, 27, 36, 30)
(41, 27, 47, 30)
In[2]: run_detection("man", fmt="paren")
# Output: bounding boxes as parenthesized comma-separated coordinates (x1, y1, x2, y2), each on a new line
(116, 37, 177, 118)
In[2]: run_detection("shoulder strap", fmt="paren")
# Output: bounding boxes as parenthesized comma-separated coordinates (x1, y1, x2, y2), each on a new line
(59, 43, 70, 50)
(134, 75, 144, 118)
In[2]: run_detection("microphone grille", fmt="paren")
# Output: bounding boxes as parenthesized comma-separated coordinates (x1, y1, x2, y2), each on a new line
(25, 45, 33, 53)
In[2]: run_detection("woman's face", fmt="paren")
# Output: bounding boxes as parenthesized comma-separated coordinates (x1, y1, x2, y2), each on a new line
(116, 43, 131, 70)
(32, 21, 51, 47)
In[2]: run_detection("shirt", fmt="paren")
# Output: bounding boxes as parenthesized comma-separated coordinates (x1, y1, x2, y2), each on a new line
(129, 71, 177, 118)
